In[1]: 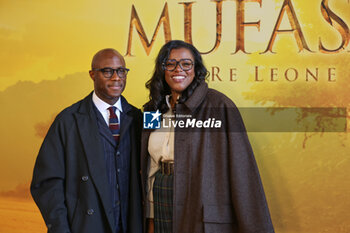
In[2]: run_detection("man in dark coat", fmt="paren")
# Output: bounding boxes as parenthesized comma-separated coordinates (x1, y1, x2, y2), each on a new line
(31, 48, 143, 233)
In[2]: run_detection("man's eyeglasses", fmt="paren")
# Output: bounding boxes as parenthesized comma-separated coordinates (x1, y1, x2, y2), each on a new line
(162, 59, 194, 71)
(92, 67, 130, 79)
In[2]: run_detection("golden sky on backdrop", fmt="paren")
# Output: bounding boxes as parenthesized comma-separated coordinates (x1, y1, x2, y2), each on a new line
(1, 0, 349, 92)
(0, 1, 350, 232)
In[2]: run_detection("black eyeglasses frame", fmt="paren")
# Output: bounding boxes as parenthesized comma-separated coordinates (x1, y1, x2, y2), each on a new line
(92, 67, 130, 79)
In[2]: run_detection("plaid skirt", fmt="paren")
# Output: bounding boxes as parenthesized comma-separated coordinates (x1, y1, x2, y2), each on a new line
(153, 170, 173, 233)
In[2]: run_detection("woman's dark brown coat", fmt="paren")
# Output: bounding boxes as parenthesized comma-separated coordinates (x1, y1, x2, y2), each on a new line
(141, 82, 274, 233)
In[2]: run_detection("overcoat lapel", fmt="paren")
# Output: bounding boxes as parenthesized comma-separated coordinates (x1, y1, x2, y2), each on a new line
(119, 96, 133, 140)
(73, 94, 115, 232)
(120, 112, 132, 139)
(140, 129, 151, 196)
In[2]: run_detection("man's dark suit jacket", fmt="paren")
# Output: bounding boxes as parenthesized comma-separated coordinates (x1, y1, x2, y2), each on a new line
(30, 93, 143, 233)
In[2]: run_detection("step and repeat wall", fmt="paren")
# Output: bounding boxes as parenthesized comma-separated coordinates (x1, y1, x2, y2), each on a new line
(0, 0, 349, 232)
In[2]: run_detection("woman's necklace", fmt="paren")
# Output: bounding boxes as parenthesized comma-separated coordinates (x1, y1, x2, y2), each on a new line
(170, 95, 178, 116)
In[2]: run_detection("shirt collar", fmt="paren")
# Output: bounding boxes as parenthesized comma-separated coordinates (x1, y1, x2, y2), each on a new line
(165, 94, 181, 109)
(165, 95, 172, 109)
(92, 91, 123, 113)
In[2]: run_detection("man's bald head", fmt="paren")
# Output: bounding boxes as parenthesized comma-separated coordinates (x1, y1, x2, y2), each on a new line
(91, 48, 125, 69)
(89, 48, 127, 105)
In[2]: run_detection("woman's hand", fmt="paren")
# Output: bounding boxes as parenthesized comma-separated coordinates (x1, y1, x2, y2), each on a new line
(147, 218, 154, 233)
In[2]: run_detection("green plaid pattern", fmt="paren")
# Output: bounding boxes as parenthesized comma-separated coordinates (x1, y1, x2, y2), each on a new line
(153, 170, 173, 233)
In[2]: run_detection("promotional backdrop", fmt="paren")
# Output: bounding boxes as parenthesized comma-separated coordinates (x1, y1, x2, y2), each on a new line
(0, 0, 349, 232)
